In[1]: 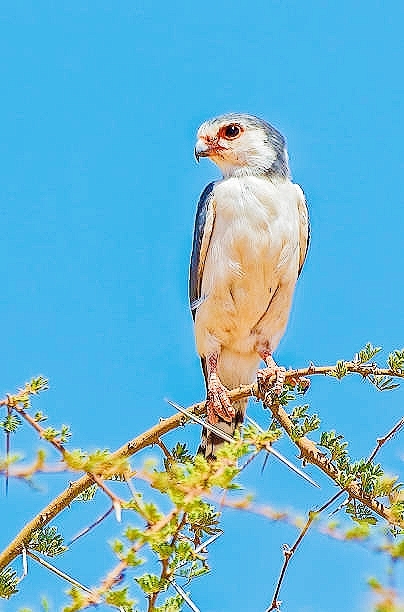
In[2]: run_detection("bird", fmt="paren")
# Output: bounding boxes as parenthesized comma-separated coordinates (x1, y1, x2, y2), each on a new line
(189, 113, 309, 459)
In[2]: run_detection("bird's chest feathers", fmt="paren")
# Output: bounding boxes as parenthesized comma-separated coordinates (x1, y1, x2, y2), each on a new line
(202, 177, 298, 294)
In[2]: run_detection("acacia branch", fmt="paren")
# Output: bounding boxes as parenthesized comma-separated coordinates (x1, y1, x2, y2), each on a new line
(267, 414, 404, 611)
(0, 361, 403, 572)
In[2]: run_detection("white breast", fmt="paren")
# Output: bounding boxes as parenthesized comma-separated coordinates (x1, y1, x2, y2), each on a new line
(194, 175, 301, 360)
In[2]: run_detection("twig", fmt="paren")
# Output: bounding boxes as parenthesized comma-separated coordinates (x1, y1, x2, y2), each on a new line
(266, 415, 404, 611)
(90, 474, 123, 506)
(368, 416, 404, 463)
(10, 402, 66, 455)
(156, 438, 173, 460)
(67, 506, 114, 546)
(148, 512, 188, 611)
(266, 491, 342, 611)
(1, 462, 69, 480)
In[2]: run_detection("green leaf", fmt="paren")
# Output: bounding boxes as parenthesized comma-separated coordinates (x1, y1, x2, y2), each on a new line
(330, 360, 348, 380)
(354, 342, 382, 364)
(0, 413, 22, 433)
(368, 375, 400, 391)
(29, 525, 67, 557)
(136, 573, 165, 595)
(388, 349, 404, 374)
(75, 484, 97, 502)
(0, 566, 19, 599)
(154, 593, 184, 612)
(105, 587, 136, 611)
(29, 376, 49, 395)
(63, 587, 87, 612)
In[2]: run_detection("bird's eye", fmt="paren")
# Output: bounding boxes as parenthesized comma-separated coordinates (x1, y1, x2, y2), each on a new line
(223, 124, 241, 139)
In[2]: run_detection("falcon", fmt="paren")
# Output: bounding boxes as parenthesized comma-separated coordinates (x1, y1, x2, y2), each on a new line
(189, 113, 309, 459)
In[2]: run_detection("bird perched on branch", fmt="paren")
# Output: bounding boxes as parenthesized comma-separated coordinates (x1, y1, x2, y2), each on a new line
(189, 113, 309, 459)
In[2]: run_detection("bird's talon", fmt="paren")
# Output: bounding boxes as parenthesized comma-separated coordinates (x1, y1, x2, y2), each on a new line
(206, 378, 234, 424)
(257, 363, 286, 397)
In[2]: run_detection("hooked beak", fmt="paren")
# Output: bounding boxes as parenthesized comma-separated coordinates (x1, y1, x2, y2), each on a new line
(194, 139, 211, 163)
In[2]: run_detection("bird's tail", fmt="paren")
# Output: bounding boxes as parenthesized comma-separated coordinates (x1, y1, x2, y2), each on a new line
(197, 398, 247, 460)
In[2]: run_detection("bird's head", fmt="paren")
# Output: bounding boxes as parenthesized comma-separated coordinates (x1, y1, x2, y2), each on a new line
(195, 113, 290, 179)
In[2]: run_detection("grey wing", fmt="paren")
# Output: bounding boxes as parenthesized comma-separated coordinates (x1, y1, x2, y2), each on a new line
(189, 181, 216, 319)
(296, 185, 310, 277)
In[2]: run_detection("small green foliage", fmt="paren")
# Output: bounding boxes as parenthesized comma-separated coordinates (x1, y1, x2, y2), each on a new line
(39, 597, 50, 612)
(42, 427, 60, 441)
(9, 377, 49, 411)
(346, 501, 377, 525)
(187, 501, 221, 541)
(124, 525, 144, 543)
(345, 521, 372, 539)
(0, 566, 19, 599)
(0, 413, 22, 433)
(354, 342, 382, 364)
(349, 460, 383, 495)
(0, 453, 22, 473)
(289, 404, 310, 421)
(171, 443, 193, 464)
(368, 375, 400, 392)
(63, 587, 87, 612)
(330, 360, 348, 380)
(64, 448, 129, 476)
(105, 587, 136, 611)
(289, 405, 320, 440)
(276, 387, 296, 406)
(154, 593, 184, 612)
(29, 525, 67, 557)
(373, 474, 403, 499)
(28, 376, 49, 395)
(242, 422, 282, 447)
(34, 411, 47, 423)
(136, 573, 166, 595)
(41, 424, 71, 444)
(75, 484, 98, 502)
(388, 349, 404, 374)
(389, 501, 404, 523)
(60, 425, 72, 443)
(125, 550, 144, 567)
(387, 538, 404, 560)
(319, 430, 350, 471)
(111, 538, 125, 554)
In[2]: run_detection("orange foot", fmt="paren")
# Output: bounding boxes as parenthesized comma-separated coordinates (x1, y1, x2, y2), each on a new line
(206, 373, 235, 424)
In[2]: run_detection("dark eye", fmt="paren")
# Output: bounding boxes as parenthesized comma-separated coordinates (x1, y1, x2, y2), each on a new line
(224, 124, 240, 139)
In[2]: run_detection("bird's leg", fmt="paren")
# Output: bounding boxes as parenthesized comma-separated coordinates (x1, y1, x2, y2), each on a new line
(206, 352, 235, 424)
(257, 351, 286, 395)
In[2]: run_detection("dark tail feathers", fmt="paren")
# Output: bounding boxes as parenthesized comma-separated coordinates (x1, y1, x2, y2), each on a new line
(197, 398, 247, 460)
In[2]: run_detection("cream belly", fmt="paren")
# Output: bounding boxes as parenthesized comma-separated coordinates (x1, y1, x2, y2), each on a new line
(194, 175, 301, 367)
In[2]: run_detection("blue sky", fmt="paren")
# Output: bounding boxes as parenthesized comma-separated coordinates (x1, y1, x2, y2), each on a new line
(1, 2, 404, 611)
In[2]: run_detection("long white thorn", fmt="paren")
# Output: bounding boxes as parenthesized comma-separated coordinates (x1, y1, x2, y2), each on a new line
(246, 416, 320, 488)
(169, 578, 201, 612)
(166, 400, 319, 488)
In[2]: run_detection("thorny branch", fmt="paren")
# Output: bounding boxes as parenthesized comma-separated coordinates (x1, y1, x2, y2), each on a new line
(1, 360, 404, 592)
(266, 415, 404, 611)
